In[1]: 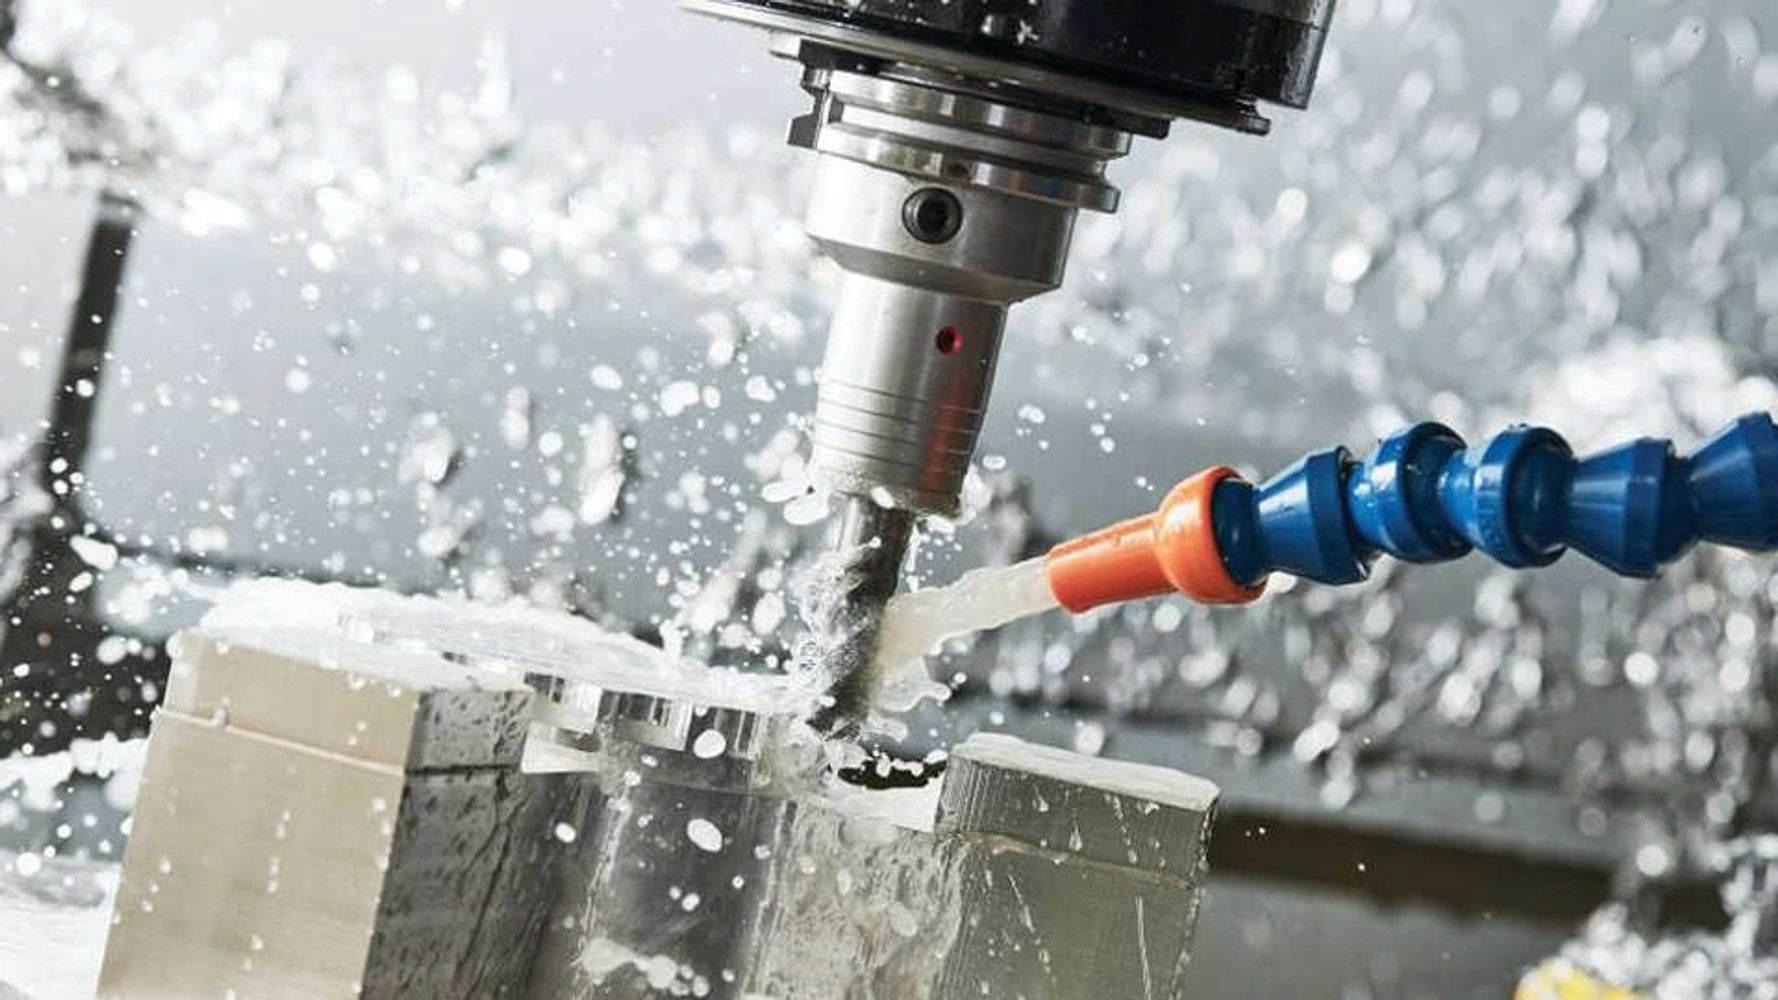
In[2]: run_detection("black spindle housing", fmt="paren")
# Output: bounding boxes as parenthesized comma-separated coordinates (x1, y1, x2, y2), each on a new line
(712, 0, 1336, 126)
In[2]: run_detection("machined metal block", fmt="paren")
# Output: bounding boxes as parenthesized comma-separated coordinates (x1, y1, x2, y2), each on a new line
(98, 588, 1225, 1000)
(98, 626, 550, 1000)
(161, 624, 534, 770)
(99, 709, 409, 998)
(524, 697, 817, 1000)
(748, 801, 961, 999)
(360, 767, 576, 997)
(747, 735, 1220, 1000)
(933, 844, 1204, 1000)
(527, 773, 797, 999)
(937, 733, 1218, 878)
(932, 734, 1219, 1000)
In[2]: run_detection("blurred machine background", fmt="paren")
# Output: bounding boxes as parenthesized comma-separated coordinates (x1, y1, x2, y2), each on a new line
(3, 0, 1778, 996)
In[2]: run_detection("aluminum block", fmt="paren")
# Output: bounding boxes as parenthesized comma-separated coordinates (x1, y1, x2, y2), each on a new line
(97, 590, 1225, 1000)
(937, 733, 1218, 878)
(98, 626, 549, 999)
(933, 734, 1219, 1000)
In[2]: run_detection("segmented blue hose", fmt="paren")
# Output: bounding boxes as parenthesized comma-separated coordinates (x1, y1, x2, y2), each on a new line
(1208, 412, 1778, 586)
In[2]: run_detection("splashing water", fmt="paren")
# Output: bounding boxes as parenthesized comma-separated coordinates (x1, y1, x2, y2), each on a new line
(869, 557, 1059, 711)
(1558, 837, 1778, 998)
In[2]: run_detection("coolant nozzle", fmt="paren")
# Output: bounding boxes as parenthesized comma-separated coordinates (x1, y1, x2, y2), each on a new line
(1044, 411, 1778, 614)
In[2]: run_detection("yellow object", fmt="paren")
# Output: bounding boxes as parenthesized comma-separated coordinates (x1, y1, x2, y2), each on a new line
(1516, 961, 1645, 1000)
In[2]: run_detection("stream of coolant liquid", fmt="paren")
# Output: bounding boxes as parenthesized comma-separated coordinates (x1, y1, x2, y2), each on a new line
(869, 557, 1059, 708)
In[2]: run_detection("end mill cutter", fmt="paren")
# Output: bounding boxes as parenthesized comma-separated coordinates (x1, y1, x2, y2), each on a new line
(685, 0, 1338, 728)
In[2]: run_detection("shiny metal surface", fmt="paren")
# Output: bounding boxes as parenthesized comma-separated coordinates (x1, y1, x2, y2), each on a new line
(526, 718, 799, 999)
(937, 733, 1219, 877)
(97, 627, 556, 1000)
(930, 734, 1216, 999)
(828, 69, 1135, 162)
(536, 727, 1220, 999)
(793, 69, 1132, 516)
(672, 11, 1166, 739)
(97, 589, 1221, 999)
(14, 0, 1771, 993)
(527, 674, 775, 765)
(807, 270, 1015, 513)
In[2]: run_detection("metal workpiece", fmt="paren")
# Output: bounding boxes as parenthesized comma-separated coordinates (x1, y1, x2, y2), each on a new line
(728, 734, 1221, 1000)
(518, 655, 822, 794)
(928, 734, 1217, 999)
(226, 579, 813, 774)
(528, 743, 799, 999)
(526, 671, 789, 777)
(534, 749, 932, 1000)
(159, 625, 536, 769)
(938, 733, 1219, 876)
(741, 793, 1190, 1000)
(98, 626, 564, 1000)
(524, 669, 816, 998)
(743, 809, 963, 997)
(100, 587, 1224, 999)
(525, 670, 612, 766)
(933, 844, 1204, 1000)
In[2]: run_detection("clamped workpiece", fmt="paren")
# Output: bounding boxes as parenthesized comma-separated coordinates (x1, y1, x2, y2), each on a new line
(1048, 412, 1778, 612)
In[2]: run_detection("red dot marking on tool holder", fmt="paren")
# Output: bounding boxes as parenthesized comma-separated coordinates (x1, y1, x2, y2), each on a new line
(935, 326, 963, 355)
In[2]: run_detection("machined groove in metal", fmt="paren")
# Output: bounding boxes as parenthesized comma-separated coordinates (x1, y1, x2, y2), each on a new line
(816, 380, 983, 450)
(602, 689, 770, 760)
(526, 672, 773, 762)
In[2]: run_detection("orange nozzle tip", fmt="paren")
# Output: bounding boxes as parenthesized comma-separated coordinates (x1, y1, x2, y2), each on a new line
(1044, 466, 1264, 614)
(1155, 466, 1265, 606)
(1045, 512, 1171, 614)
